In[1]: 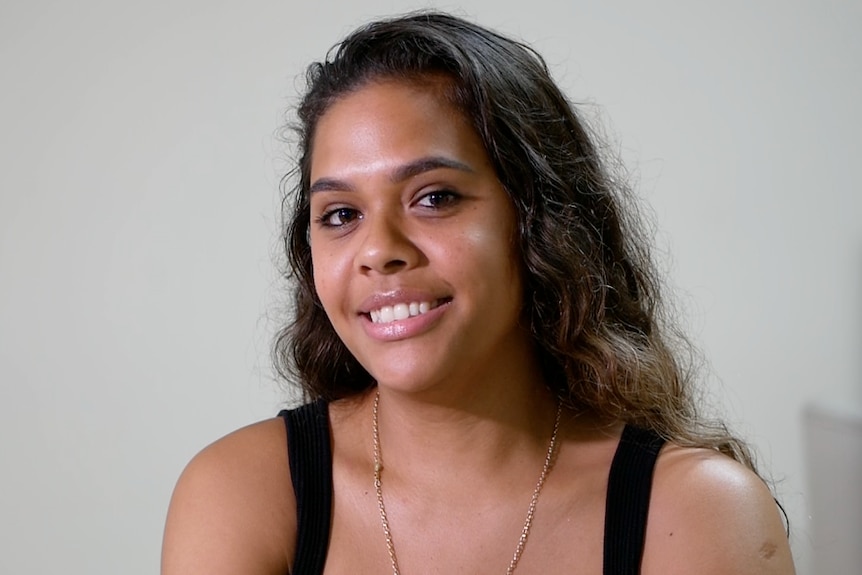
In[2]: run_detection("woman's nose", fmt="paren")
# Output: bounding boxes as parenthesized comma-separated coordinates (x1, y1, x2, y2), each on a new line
(356, 213, 421, 275)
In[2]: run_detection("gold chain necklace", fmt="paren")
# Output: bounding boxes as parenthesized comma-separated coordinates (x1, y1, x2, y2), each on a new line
(372, 391, 563, 575)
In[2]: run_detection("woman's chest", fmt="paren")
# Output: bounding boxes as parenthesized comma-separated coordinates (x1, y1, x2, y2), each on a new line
(322, 478, 608, 575)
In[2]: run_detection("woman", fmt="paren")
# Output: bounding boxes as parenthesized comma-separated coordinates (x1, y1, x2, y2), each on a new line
(162, 12, 795, 574)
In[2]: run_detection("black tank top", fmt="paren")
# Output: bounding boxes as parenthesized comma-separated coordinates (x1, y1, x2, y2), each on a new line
(279, 400, 665, 575)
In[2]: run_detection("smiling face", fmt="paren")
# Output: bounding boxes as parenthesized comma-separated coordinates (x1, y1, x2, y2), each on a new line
(308, 78, 534, 395)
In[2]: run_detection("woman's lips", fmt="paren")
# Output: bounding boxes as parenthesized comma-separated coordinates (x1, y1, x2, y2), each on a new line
(360, 296, 452, 341)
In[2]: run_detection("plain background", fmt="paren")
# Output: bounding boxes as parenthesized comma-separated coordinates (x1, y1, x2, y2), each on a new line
(1, 1, 860, 573)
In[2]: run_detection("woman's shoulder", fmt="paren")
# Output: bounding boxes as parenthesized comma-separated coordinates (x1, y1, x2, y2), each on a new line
(161, 416, 295, 575)
(642, 442, 796, 574)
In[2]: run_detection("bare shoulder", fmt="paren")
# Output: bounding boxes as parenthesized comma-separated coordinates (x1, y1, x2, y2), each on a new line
(161, 417, 294, 575)
(642, 444, 795, 575)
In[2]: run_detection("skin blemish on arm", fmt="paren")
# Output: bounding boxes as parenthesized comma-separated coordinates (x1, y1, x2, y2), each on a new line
(759, 541, 777, 560)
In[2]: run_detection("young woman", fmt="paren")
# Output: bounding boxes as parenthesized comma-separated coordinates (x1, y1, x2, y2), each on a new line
(162, 12, 795, 575)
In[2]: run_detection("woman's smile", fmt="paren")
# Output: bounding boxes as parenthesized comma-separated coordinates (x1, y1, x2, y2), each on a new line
(358, 289, 453, 342)
(369, 301, 434, 325)
(360, 290, 451, 325)
(307, 78, 532, 391)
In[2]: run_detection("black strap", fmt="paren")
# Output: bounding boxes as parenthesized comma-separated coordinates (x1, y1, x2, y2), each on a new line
(279, 400, 333, 575)
(602, 425, 666, 575)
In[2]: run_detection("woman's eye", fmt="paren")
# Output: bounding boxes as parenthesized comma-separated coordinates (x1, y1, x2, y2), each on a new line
(317, 207, 360, 227)
(417, 190, 459, 209)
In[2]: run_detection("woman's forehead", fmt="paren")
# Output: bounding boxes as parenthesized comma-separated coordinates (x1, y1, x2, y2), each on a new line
(309, 79, 486, 183)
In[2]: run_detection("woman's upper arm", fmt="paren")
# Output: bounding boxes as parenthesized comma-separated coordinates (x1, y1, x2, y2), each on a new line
(161, 418, 295, 575)
(642, 445, 796, 575)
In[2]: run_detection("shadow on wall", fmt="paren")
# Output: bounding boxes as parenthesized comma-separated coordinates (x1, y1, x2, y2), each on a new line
(804, 402, 862, 574)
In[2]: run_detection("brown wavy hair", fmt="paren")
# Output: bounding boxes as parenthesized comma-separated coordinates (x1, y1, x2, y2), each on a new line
(274, 11, 758, 470)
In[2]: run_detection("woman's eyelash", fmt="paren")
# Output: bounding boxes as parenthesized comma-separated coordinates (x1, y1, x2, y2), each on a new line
(417, 189, 461, 208)
(315, 207, 360, 227)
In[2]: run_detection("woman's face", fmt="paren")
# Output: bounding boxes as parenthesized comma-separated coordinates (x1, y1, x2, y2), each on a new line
(308, 78, 531, 393)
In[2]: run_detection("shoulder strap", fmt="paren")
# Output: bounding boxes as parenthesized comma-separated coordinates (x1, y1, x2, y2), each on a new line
(603, 424, 666, 575)
(279, 400, 333, 575)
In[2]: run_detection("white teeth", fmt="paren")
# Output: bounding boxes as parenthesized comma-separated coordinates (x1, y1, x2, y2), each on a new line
(369, 300, 437, 324)
(393, 303, 410, 320)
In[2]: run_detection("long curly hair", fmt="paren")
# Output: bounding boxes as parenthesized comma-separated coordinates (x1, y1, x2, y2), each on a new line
(273, 11, 757, 470)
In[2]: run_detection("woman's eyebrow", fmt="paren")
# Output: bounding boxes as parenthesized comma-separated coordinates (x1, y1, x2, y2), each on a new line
(390, 156, 475, 182)
(308, 156, 474, 194)
(308, 177, 354, 195)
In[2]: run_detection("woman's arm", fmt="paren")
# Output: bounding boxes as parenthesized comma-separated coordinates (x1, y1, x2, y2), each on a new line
(643, 444, 795, 574)
(161, 418, 295, 575)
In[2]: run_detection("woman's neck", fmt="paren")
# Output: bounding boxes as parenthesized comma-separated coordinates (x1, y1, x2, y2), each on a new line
(370, 367, 560, 488)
